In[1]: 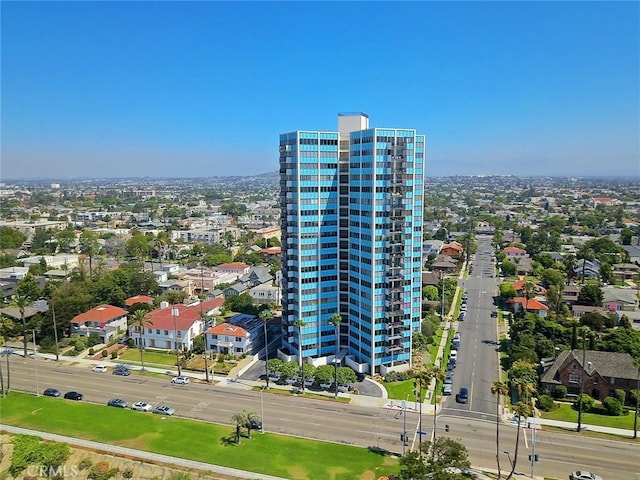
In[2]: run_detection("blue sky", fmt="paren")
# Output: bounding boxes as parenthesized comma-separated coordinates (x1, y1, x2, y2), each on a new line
(2, 1, 639, 179)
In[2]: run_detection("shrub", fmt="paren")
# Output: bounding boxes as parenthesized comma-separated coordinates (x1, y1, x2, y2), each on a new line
(613, 389, 626, 404)
(101, 349, 109, 358)
(122, 467, 134, 479)
(88, 461, 119, 480)
(110, 351, 118, 359)
(78, 458, 93, 470)
(602, 397, 623, 416)
(384, 371, 411, 382)
(629, 389, 639, 407)
(88, 348, 95, 356)
(552, 385, 567, 399)
(574, 394, 595, 412)
(537, 394, 556, 412)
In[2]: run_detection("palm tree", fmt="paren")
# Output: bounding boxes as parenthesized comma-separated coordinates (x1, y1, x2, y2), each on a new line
(413, 367, 433, 449)
(244, 410, 259, 439)
(328, 313, 342, 398)
(129, 310, 152, 371)
(259, 309, 273, 388)
(293, 319, 306, 394)
(11, 294, 32, 357)
(491, 380, 509, 479)
(231, 411, 247, 444)
(0, 315, 13, 396)
(522, 281, 536, 315)
(506, 401, 533, 480)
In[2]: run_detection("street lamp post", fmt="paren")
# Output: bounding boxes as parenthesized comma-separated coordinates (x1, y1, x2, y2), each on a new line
(634, 362, 639, 439)
(51, 300, 59, 361)
(503, 451, 513, 471)
(32, 329, 39, 396)
(200, 266, 210, 382)
(172, 305, 182, 376)
(402, 399, 407, 456)
(577, 331, 587, 432)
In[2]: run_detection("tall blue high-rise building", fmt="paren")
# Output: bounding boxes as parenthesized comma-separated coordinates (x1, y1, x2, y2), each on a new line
(279, 113, 425, 375)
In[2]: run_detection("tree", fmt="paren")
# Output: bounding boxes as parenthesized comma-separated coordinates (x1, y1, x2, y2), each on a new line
(16, 274, 41, 301)
(422, 285, 439, 301)
(259, 309, 273, 388)
(267, 358, 284, 375)
(398, 437, 470, 480)
(506, 401, 533, 480)
(231, 411, 247, 444)
(490, 381, 509, 479)
(11, 294, 33, 357)
(55, 228, 77, 253)
(577, 283, 604, 306)
(0, 227, 26, 249)
(79, 229, 100, 277)
(313, 364, 334, 384)
(129, 310, 152, 371)
(328, 313, 342, 398)
(293, 319, 307, 393)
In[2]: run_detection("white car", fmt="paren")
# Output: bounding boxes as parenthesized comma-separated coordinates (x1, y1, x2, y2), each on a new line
(131, 401, 153, 412)
(92, 365, 108, 373)
(450, 350, 458, 361)
(171, 376, 189, 385)
(569, 472, 602, 480)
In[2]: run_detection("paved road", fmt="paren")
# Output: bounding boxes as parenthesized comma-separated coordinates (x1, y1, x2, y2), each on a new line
(444, 235, 501, 417)
(4, 355, 639, 479)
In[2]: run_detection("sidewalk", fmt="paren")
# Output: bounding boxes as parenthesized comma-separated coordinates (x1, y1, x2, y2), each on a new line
(505, 411, 637, 438)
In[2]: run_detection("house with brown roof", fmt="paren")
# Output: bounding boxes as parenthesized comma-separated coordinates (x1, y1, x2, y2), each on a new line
(541, 349, 638, 402)
(70, 305, 129, 343)
(440, 242, 463, 257)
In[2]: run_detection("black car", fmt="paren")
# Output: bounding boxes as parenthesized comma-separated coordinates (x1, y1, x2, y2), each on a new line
(107, 398, 128, 408)
(248, 418, 263, 430)
(456, 387, 468, 404)
(113, 368, 131, 376)
(43, 388, 61, 397)
(64, 391, 83, 401)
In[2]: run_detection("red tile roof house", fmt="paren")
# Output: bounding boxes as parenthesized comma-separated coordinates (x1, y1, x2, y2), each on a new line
(131, 302, 204, 351)
(204, 313, 264, 357)
(509, 296, 549, 317)
(70, 305, 129, 344)
(124, 295, 154, 307)
(503, 246, 527, 258)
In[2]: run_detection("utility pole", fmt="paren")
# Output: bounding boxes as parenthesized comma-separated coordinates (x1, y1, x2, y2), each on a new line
(200, 266, 210, 382)
(51, 300, 59, 361)
(32, 330, 39, 396)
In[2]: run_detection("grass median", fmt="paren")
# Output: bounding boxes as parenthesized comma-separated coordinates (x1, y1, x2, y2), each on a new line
(0, 392, 399, 480)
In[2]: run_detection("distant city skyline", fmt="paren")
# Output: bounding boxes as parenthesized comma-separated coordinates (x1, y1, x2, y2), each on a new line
(2, 1, 639, 180)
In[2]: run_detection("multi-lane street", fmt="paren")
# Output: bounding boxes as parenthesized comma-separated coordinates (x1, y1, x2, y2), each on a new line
(4, 354, 639, 479)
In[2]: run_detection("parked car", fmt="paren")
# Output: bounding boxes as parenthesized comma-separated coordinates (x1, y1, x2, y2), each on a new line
(118, 336, 131, 345)
(444, 372, 454, 384)
(450, 350, 458, 361)
(320, 382, 332, 390)
(152, 405, 176, 416)
(458, 312, 465, 321)
(107, 398, 128, 408)
(267, 374, 281, 382)
(63, 391, 83, 401)
(447, 359, 456, 371)
(335, 384, 349, 393)
(43, 388, 61, 397)
(443, 384, 453, 396)
(248, 418, 263, 430)
(569, 472, 602, 480)
(491, 310, 498, 318)
(113, 368, 131, 376)
(92, 365, 108, 373)
(171, 376, 189, 385)
(131, 401, 153, 412)
(456, 387, 469, 404)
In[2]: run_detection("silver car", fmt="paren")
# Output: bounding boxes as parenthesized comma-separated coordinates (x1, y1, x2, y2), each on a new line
(152, 405, 175, 416)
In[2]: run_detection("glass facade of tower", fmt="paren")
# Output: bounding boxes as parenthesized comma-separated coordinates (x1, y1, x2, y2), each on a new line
(280, 116, 425, 374)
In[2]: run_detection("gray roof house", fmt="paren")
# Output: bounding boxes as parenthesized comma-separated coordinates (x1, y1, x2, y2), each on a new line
(541, 349, 638, 403)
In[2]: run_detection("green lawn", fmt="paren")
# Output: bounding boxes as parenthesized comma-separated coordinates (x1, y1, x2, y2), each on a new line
(0, 392, 399, 480)
(119, 349, 178, 367)
(540, 402, 637, 430)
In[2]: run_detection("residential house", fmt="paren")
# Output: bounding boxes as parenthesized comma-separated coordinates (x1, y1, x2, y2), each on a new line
(510, 297, 549, 317)
(249, 282, 281, 305)
(571, 304, 608, 319)
(132, 302, 204, 351)
(204, 313, 264, 356)
(561, 284, 581, 307)
(503, 246, 527, 258)
(621, 245, 640, 265)
(441, 242, 463, 258)
(612, 263, 640, 282)
(125, 295, 154, 307)
(422, 240, 444, 257)
(217, 262, 250, 277)
(573, 259, 600, 280)
(70, 305, 128, 343)
(158, 279, 193, 296)
(602, 286, 638, 312)
(541, 349, 637, 403)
